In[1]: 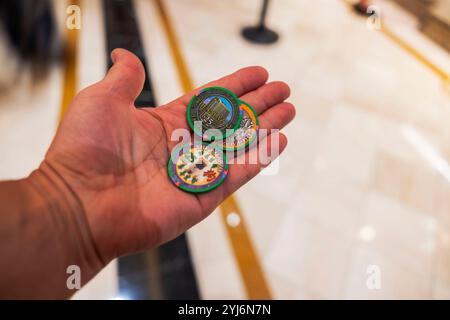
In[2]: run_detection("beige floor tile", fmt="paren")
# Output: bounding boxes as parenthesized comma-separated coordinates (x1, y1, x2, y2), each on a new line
(360, 192, 437, 277)
(369, 151, 442, 214)
(265, 208, 353, 299)
(267, 270, 322, 300)
(344, 245, 432, 299)
(0, 68, 60, 180)
(433, 283, 450, 300)
(371, 151, 414, 202)
(188, 210, 235, 265)
(435, 178, 450, 230)
(296, 172, 366, 234)
(313, 132, 377, 186)
(194, 257, 246, 300)
(236, 190, 288, 256)
(435, 227, 450, 288)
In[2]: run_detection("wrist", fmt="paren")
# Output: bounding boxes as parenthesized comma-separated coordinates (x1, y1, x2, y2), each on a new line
(22, 160, 106, 296)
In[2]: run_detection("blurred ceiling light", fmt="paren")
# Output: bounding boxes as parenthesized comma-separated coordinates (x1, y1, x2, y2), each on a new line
(402, 125, 450, 183)
(359, 225, 376, 242)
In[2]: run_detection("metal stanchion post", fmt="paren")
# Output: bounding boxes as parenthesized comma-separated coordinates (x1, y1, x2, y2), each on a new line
(242, 0, 279, 44)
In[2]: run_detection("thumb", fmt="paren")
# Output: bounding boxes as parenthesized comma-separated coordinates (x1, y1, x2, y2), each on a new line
(100, 48, 145, 104)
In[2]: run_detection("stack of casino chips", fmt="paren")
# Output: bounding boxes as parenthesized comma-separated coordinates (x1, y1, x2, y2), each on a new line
(168, 86, 259, 193)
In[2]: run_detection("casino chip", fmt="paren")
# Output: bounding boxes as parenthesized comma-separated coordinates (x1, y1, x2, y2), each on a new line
(214, 100, 259, 151)
(187, 86, 242, 141)
(168, 142, 228, 193)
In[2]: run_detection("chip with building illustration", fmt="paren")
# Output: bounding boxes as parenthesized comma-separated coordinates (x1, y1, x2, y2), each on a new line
(187, 86, 242, 141)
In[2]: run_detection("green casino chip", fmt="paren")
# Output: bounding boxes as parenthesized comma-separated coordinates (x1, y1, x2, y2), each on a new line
(187, 87, 242, 141)
(168, 142, 229, 193)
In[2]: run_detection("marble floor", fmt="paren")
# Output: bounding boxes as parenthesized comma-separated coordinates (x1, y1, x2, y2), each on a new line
(1, 0, 450, 299)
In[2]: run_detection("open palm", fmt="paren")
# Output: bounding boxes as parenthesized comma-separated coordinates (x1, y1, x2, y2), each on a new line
(45, 49, 295, 263)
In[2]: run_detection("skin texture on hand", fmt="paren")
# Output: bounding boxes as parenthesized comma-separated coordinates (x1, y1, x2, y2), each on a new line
(0, 48, 295, 298)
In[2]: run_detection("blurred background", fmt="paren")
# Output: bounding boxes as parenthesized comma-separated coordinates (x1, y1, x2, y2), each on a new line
(1, 0, 450, 299)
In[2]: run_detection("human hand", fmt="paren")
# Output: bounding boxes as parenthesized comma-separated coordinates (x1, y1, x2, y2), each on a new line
(41, 48, 295, 267)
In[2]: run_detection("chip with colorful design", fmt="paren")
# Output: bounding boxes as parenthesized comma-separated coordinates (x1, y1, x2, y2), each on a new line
(168, 143, 228, 193)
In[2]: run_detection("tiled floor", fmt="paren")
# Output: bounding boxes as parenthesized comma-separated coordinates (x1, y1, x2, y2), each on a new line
(0, 0, 449, 299)
(163, 0, 450, 299)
